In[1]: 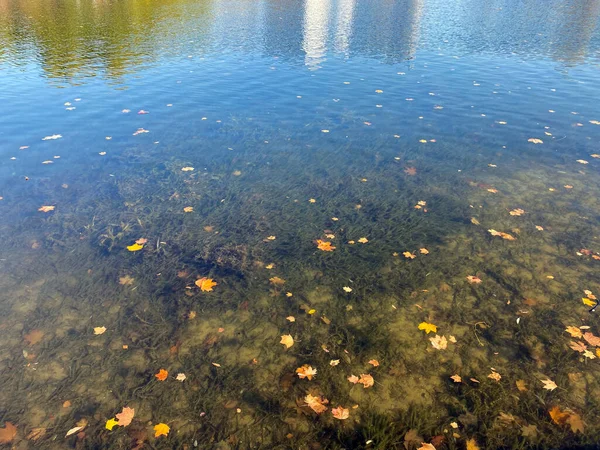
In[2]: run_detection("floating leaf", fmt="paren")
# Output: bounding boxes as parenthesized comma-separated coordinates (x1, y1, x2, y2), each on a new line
(38, 205, 55, 213)
(368, 359, 380, 367)
(569, 341, 587, 353)
(296, 365, 317, 380)
(417, 444, 436, 450)
(582, 297, 596, 307)
(93, 326, 106, 335)
(331, 406, 349, 420)
(153, 423, 170, 438)
(466, 438, 480, 450)
(430, 335, 448, 350)
(583, 332, 600, 346)
(0, 422, 17, 444)
(450, 374, 462, 383)
(115, 407, 135, 427)
(565, 326, 583, 338)
(155, 369, 168, 381)
(418, 322, 437, 334)
(316, 240, 336, 251)
(280, 335, 294, 348)
(127, 243, 144, 252)
(176, 373, 187, 382)
(358, 373, 374, 388)
(105, 418, 119, 431)
(528, 138, 543, 144)
(541, 379, 557, 391)
(304, 394, 328, 414)
(466, 275, 482, 284)
(195, 277, 217, 292)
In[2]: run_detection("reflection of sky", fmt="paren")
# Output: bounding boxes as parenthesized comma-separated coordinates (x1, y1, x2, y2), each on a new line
(303, 0, 331, 70)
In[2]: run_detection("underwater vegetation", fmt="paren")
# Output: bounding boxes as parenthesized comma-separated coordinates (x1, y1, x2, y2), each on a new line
(2, 0, 600, 449)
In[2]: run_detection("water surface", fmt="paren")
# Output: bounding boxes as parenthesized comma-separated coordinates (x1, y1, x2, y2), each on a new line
(1, 0, 600, 448)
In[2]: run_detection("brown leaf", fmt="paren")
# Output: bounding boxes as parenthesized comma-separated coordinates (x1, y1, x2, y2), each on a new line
(567, 412, 585, 433)
(0, 422, 17, 444)
(466, 438, 480, 450)
(24, 329, 44, 345)
(403, 429, 423, 450)
(515, 380, 527, 392)
(583, 332, 600, 346)
(26, 427, 46, 441)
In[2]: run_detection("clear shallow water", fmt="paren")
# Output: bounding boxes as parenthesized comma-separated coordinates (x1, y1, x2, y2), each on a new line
(1, 0, 600, 448)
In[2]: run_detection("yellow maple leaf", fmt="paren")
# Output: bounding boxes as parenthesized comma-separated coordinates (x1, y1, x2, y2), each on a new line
(105, 418, 119, 431)
(195, 277, 217, 292)
(418, 322, 437, 334)
(582, 297, 596, 307)
(280, 334, 294, 348)
(466, 438, 480, 450)
(153, 423, 170, 438)
(126, 243, 144, 252)
(565, 326, 583, 338)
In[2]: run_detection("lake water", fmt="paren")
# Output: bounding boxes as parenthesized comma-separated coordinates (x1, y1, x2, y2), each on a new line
(1, 0, 600, 448)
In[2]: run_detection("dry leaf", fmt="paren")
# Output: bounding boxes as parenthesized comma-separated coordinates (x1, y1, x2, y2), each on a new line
(26, 427, 46, 441)
(38, 205, 55, 212)
(115, 407, 135, 427)
(296, 365, 317, 380)
(466, 438, 480, 450)
(270, 277, 285, 286)
(528, 138, 543, 144)
(331, 406, 349, 420)
(176, 373, 186, 382)
(153, 423, 170, 438)
(418, 322, 437, 334)
(430, 335, 448, 350)
(155, 369, 168, 381)
(358, 373, 374, 388)
(316, 240, 336, 251)
(280, 335, 294, 348)
(403, 251, 416, 259)
(583, 332, 600, 346)
(304, 394, 328, 414)
(569, 341, 587, 353)
(329, 359, 340, 366)
(348, 375, 359, 384)
(466, 275, 482, 284)
(450, 374, 462, 383)
(93, 326, 106, 335)
(368, 359, 380, 367)
(516, 380, 527, 392)
(417, 443, 436, 450)
(195, 277, 217, 292)
(541, 379, 557, 391)
(0, 423, 17, 444)
(565, 326, 583, 338)
(404, 167, 417, 176)
(183, 206, 194, 212)
(488, 371, 501, 381)
(286, 316, 295, 322)
(24, 329, 44, 345)
(119, 275, 134, 285)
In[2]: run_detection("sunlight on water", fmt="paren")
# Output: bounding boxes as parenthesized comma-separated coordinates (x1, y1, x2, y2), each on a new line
(1, 0, 600, 448)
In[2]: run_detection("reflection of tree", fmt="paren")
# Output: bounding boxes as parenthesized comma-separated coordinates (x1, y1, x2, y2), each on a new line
(0, 0, 213, 81)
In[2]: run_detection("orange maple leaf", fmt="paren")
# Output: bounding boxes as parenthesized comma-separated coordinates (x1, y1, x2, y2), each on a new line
(195, 277, 217, 292)
(404, 167, 417, 176)
(316, 240, 336, 252)
(155, 369, 168, 381)
(0, 422, 17, 444)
